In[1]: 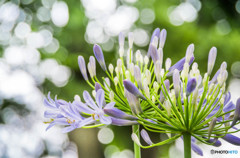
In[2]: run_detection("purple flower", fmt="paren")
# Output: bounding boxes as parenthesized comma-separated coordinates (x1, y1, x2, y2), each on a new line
(93, 44, 107, 71)
(73, 89, 114, 125)
(44, 92, 94, 133)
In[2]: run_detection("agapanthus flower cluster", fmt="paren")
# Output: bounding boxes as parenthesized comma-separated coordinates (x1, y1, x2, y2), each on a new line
(44, 27, 240, 156)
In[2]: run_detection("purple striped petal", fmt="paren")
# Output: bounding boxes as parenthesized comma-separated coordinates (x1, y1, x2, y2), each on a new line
(72, 101, 94, 114)
(96, 89, 105, 109)
(104, 107, 137, 120)
(111, 117, 138, 126)
(99, 115, 112, 125)
(93, 44, 107, 71)
(222, 134, 240, 145)
(78, 117, 96, 127)
(83, 91, 98, 110)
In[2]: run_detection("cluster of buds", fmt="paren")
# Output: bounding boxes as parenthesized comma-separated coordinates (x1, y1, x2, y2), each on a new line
(44, 27, 240, 156)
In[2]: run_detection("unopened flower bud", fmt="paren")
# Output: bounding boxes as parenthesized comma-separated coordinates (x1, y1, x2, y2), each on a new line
(159, 29, 167, 48)
(114, 77, 118, 86)
(173, 69, 180, 98)
(165, 58, 171, 71)
(93, 44, 107, 71)
(88, 56, 96, 78)
(141, 129, 153, 145)
(78, 56, 88, 81)
(150, 44, 159, 63)
(74, 95, 81, 102)
(128, 32, 134, 49)
(155, 60, 162, 83)
(109, 91, 114, 102)
(119, 32, 125, 49)
(144, 56, 149, 65)
(152, 36, 158, 47)
(134, 65, 142, 89)
(131, 133, 141, 146)
(186, 78, 197, 96)
(109, 64, 114, 74)
(207, 47, 217, 75)
(185, 44, 194, 63)
(153, 81, 159, 93)
(208, 117, 217, 138)
(145, 69, 151, 85)
(92, 90, 96, 98)
(95, 82, 102, 92)
(123, 80, 146, 100)
(104, 77, 110, 91)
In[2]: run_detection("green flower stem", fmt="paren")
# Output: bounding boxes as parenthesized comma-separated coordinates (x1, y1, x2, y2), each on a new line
(132, 125, 141, 158)
(183, 132, 191, 158)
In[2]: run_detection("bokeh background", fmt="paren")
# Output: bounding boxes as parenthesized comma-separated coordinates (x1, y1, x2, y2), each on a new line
(0, 0, 240, 157)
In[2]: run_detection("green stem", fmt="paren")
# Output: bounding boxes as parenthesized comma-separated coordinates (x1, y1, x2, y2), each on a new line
(183, 132, 191, 158)
(132, 125, 141, 158)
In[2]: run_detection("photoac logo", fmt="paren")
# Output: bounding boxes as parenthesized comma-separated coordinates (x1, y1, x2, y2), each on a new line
(210, 149, 238, 154)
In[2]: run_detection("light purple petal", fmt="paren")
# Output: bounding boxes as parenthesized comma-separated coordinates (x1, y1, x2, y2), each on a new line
(78, 117, 96, 127)
(73, 101, 94, 114)
(104, 102, 115, 109)
(83, 91, 98, 110)
(99, 115, 112, 125)
(62, 126, 76, 133)
(96, 89, 105, 109)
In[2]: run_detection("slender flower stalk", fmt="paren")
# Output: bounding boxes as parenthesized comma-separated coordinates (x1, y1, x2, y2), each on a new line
(44, 27, 240, 158)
